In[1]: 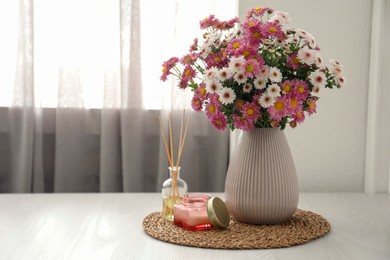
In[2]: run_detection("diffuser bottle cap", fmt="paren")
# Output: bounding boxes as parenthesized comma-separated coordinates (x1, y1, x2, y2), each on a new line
(206, 197, 230, 229)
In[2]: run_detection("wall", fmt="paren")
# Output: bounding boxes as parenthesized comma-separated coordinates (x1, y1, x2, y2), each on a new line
(236, 0, 389, 192)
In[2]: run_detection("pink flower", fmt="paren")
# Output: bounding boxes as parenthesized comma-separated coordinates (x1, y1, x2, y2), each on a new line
(160, 57, 179, 81)
(227, 38, 245, 56)
(191, 96, 203, 111)
(240, 102, 261, 122)
(205, 96, 220, 117)
(287, 53, 300, 70)
(204, 50, 228, 69)
(242, 59, 262, 79)
(306, 99, 317, 115)
(209, 113, 227, 131)
(261, 21, 285, 39)
(233, 114, 254, 131)
(289, 97, 302, 116)
(267, 95, 291, 121)
(281, 80, 294, 95)
(246, 7, 274, 19)
(293, 80, 310, 100)
(181, 65, 196, 83)
(293, 111, 305, 123)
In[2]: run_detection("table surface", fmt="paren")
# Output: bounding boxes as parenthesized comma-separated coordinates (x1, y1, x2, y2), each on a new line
(0, 193, 389, 260)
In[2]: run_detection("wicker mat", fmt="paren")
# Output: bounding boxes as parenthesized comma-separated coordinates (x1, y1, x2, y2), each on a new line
(143, 209, 331, 249)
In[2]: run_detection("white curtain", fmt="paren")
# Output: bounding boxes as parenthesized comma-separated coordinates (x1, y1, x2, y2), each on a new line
(0, 0, 234, 192)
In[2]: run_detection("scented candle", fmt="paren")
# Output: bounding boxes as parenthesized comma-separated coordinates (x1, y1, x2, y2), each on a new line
(174, 193, 230, 231)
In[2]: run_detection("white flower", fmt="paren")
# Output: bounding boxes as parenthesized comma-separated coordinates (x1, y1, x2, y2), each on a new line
(257, 65, 270, 80)
(203, 67, 218, 81)
(297, 47, 317, 65)
(205, 79, 222, 94)
(331, 65, 344, 77)
(219, 87, 236, 105)
(310, 71, 326, 88)
(218, 68, 233, 81)
(259, 94, 275, 108)
(315, 55, 323, 66)
(229, 56, 245, 73)
(268, 67, 282, 83)
(267, 83, 281, 97)
(270, 11, 291, 25)
(225, 28, 240, 42)
(234, 72, 247, 84)
(199, 45, 212, 59)
(253, 77, 266, 90)
(243, 83, 253, 93)
(336, 76, 346, 87)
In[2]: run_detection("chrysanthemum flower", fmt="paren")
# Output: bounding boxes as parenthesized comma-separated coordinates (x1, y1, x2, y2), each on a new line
(218, 68, 233, 81)
(293, 110, 305, 123)
(293, 80, 310, 100)
(306, 99, 317, 115)
(240, 102, 260, 122)
(267, 83, 281, 97)
(191, 96, 203, 111)
(258, 93, 274, 108)
(205, 98, 220, 117)
(205, 79, 222, 94)
(227, 38, 245, 56)
(310, 71, 326, 88)
(242, 59, 262, 79)
(204, 67, 219, 81)
(287, 53, 300, 70)
(229, 56, 245, 73)
(270, 11, 291, 25)
(181, 65, 196, 82)
(257, 65, 270, 80)
(233, 114, 254, 131)
(261, 21, 284, 39)
(219, 87, 236, 105)
(243, 83, 253, 93)
(209, 113, 227, 131)
(195, 83, 208, 101)
(160, 57, 179, 81)
(253, 77, 266, 90)
(268, 67, 282, 82)
(267, 95, 291, 121)
(297, 47, 317, 65)
(289, 97, 302, 115)
(281, 80, 294, 95)
(234, 72, 247, 84)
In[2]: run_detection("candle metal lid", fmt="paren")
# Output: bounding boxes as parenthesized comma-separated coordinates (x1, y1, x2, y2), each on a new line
(206, 197, 230, 229)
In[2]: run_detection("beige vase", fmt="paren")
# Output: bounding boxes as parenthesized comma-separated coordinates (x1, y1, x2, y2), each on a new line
(225, 128, 299, 224)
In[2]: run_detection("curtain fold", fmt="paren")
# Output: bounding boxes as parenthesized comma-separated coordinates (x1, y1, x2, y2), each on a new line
(0, 0, 230, 193)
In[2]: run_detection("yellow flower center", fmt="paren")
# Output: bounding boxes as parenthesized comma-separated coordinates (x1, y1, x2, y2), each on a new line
(268, 26, 276, 33)
(274, 100, 284, 111)
(296, 111, 303, 118)
(162, 65, 167, 73)
(233, 42, 241, 49)
(293, 57, 300, 64)
(214, 57, 221, 62)
(216, 119, 221, 126)
(283, 84, 291, 93)
(185, 57, 191, 64)
(298, 86, 305, 93)
(291, 98, 297, 108)
(255, 7, 263, 12)
(200, 87, 206, 96)
(246, 108, 254, 116)
(185, 69, 191, 77)
(309, 101, 315, 110)
(246, 64, 254, 72)
(243, 50, 250, 57)
(249, 21, 256, 27)
(252, 31, 260, 38)
(194, 100, 200, 106)
(209, 105, 216, 113)
(236, 100, 244, 108)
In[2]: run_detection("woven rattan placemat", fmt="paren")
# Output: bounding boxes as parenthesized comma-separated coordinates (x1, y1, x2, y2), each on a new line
(143, 209, 330, 249)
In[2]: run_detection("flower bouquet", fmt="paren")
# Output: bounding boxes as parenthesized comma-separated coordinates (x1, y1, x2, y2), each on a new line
(161, 6, 345, 131)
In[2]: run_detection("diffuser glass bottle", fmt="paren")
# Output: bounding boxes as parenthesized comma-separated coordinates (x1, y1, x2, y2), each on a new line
(162, 166, 188, 221)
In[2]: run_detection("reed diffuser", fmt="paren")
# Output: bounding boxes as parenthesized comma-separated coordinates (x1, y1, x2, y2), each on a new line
(159, 111, 190, 221)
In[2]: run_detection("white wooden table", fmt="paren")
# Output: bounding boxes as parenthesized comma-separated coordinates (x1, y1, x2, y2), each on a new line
(0, 193, 389, 260)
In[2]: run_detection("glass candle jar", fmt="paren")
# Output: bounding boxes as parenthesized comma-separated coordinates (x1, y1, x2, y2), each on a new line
(161, 166, 188, 221)
(173, 193, 230, 231)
